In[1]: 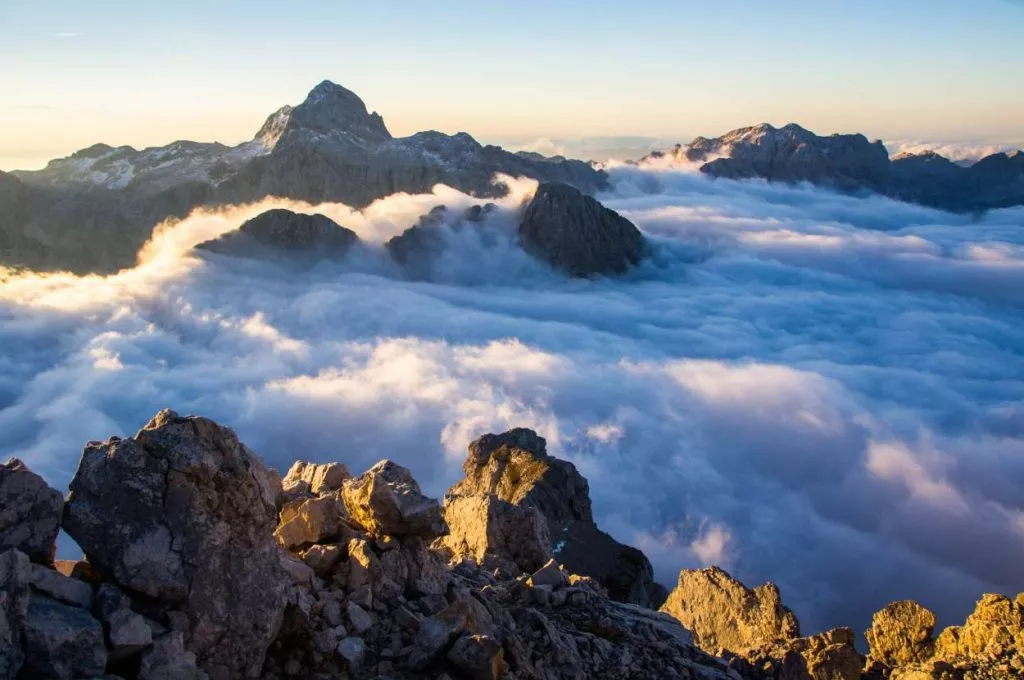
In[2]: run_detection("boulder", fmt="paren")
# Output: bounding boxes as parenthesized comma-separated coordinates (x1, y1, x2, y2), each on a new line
(660, 566, 800, 656)
(20, 593, 106, 679)
(62, 409, 288, 680)
(28, 562, 93, 609)
(336, 635, 366, 668)
(196, 209, 360, 260)
(274, 492, 348, 550)
(281, 460, 351, 496)
(447, 633, 504, 680)
(439, 428, 665, 607)
(106, 607, 154, 660)
(439, 493, 552, 575)
(865, 600, 937, 669)
(782, 627, 863, 680)
(0, 458, 64, 564)
(139, 631, 208, 680)
(518, 182, 646, 276)
(0, 549, 30, 680)
(341, 460, 447, 537)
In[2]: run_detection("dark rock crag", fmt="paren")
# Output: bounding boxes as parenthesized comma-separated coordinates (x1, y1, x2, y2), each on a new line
(196, 208, 359, 260)
(517, 182, 646, 276)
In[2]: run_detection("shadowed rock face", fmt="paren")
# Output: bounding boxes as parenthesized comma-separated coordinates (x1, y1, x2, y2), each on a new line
(518, 182, 646, 276)
(660, 566, 800, 656)
(688, 123, 890, 192)
(437, 428, 667, 608)
(196, 208, 359, 260)
(0, 459, 63, 565)
(3, 81, 607, 274)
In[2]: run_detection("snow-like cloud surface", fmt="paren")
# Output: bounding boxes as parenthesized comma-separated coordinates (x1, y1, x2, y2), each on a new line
(2, 168, 1023, 637)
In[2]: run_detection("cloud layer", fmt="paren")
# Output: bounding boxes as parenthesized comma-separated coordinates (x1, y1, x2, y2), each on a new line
(1, 166, 1022, 638)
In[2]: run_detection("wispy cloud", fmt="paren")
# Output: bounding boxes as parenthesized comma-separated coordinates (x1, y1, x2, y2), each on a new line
(54, 32, 83, 39)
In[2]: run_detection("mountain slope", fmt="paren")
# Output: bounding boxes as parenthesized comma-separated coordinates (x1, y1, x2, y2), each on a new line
(643, 123, 1024, 212)
(3, 81, 607, 274)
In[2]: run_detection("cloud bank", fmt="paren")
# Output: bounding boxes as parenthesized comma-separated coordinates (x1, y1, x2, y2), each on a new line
(1, 166, 1022, 639)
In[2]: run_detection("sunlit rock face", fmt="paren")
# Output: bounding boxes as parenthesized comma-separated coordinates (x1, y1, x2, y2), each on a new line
(2, 81, 607, 274)
(437, 428, 667, 608)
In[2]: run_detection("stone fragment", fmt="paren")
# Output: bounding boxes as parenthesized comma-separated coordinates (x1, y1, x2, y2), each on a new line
(336, 636, 365, 667)
(347, 601, 373, 634)
(447, 633, 504, 680)
(528, 558, 567, 588)
(274, 492, 347, 550)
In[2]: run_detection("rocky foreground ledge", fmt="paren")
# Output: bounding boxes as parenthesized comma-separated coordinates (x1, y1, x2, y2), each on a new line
(0, 411, 1021, 680)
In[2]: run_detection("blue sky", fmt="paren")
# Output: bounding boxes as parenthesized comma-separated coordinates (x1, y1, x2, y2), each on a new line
(2, 0, 1023, 169)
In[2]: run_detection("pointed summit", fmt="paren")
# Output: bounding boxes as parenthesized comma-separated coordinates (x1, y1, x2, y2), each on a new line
(254, 80, 391, 147)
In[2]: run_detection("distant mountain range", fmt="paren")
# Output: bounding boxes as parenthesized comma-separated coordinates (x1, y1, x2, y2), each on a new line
(0, 81, 606, 273)
(641, 123, 1024, 212)
(2, 84, 1023, 275)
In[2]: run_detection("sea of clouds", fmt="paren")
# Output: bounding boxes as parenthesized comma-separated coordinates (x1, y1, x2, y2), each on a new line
(1, 162, 1022, 638)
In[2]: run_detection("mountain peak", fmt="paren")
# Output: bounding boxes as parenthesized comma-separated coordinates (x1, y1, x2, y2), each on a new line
(254, 80, 392, 147)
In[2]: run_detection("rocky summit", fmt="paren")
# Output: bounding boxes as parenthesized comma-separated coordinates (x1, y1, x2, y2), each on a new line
(518, 182, 647, 276)
(196, 208, 360, 260)
(1, 412, 1022, 680)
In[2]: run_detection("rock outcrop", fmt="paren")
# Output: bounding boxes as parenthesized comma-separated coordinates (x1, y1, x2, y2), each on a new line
(4, 81, 607, 274)
(865, 600, 937, 670)
(660, 567, 800, 656)
(0, 458, 64, 564)
(437, 428, 667, 608)
(660, 567, 862, 680)
(4, 410, 1023, 680)
(62, 409, 287, 680)
(518, 183, 646, 276)
(196, 208, 360, 260)
(21, 593, 107, 679)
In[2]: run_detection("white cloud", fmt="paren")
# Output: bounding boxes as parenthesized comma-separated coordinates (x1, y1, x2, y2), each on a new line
(1, 165, 1022, 638)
